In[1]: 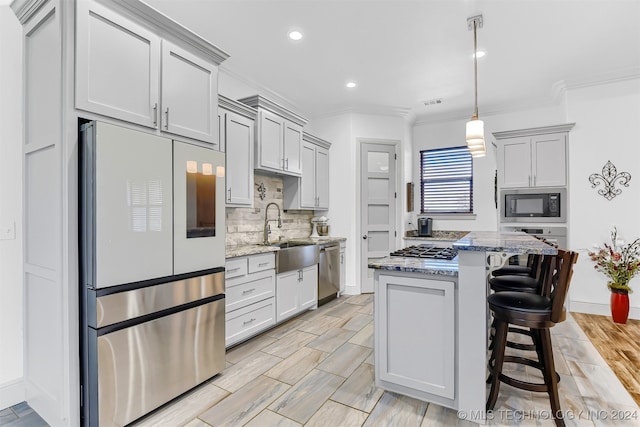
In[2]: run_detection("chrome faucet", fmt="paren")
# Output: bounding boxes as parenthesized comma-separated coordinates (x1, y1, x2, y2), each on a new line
(263, 202, 282, 245)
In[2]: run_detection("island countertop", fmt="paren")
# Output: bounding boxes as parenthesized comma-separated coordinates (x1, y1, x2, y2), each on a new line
(453, 231, 558, 255)
(367, 257, 458, 276)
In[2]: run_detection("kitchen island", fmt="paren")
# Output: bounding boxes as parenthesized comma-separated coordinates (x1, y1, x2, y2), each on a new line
(368, 231, 557, 424)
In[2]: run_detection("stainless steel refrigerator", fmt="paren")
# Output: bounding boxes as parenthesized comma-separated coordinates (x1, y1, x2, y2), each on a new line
(79, 121, 226, 426)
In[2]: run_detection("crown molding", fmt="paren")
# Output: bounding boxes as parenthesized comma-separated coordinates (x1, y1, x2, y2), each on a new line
(302, 132, 331, 149)
(108, 0, 230, 64)
(11, 0, 48, 24)
(218, 94, 257, 120)
(492, 123, 575, 140)
(237, 94, 308, 126)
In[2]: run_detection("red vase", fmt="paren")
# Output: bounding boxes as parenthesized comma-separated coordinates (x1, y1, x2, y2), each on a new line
(610, 289, 630, 324)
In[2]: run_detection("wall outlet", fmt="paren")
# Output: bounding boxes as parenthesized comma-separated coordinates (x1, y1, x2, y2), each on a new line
(0, 222, 16, 240)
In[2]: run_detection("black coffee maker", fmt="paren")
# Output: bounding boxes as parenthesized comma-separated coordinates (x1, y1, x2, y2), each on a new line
(418, 217, 433, 237)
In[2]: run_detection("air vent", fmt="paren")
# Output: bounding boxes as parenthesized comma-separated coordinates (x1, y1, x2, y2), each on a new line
(423, 98, 443, 106)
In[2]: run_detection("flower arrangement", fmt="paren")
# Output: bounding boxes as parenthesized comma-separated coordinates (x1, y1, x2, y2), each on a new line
(588, 227, 640, 293)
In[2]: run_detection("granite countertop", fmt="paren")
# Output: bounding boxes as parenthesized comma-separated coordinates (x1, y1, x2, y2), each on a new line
(453, 231, 558, 255)
(368, 257, 458, 276)
(404, 230, 469, 241)
(226, 237, 347, 259)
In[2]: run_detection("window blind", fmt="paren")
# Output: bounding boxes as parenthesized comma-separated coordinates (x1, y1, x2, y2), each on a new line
(420, 146, 473, 214)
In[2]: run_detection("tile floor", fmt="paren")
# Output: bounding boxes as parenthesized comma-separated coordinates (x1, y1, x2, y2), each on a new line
(2, 294, 639, 426)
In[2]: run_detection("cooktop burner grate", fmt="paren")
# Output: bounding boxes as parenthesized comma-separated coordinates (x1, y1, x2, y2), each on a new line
(389, 245, 458, 260)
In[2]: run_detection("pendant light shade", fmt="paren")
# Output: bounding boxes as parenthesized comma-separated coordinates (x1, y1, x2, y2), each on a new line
(466, 15, 486, 158)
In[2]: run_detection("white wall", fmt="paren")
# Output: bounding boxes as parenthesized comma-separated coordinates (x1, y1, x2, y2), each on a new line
(412, 104, 567, 233)
(308, 113, 409, 294)
(0, 5, 25, 407)
(566, 78, 640, 319)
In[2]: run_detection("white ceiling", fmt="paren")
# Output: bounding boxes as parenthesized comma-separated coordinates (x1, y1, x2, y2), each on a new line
(145, 0, 640, 122)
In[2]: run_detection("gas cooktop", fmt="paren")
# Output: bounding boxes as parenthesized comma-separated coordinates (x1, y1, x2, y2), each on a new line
(389, 245, 458, 260)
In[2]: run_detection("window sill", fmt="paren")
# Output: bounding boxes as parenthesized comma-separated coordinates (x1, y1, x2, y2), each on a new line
(420, 214, 477, 221)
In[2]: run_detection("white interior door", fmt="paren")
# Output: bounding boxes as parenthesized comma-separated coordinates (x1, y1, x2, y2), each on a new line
(360, 142, 396, 293)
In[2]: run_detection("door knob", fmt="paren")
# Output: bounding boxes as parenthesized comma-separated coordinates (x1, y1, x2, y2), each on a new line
(362, 235, 368, 240)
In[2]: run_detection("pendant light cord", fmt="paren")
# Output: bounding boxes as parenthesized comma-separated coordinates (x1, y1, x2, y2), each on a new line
(473, 19, 479, 120)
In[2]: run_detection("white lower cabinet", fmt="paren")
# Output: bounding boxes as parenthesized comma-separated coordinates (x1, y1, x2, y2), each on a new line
(276, 265, 318, 323)
(225, 253, 276, 347)
(375, 273, 456, 400)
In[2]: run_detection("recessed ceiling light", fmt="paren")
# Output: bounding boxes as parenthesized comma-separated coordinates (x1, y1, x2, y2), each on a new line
(473, 50, 486, 59)
(346, 82, 357, 88)
(288, 30, 303, 41)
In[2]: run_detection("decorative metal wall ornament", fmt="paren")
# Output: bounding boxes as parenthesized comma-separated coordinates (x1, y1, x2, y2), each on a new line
(257, 182, 267, 200)
(588, 160, 631, 200)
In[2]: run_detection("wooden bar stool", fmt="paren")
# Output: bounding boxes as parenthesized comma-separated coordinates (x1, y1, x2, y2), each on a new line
(486, 249, 578, 426)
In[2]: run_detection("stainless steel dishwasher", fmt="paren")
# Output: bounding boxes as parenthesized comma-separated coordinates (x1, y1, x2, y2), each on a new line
(318, 242, 340, 305)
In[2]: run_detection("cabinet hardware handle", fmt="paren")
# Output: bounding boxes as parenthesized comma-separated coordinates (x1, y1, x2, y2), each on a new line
(258, 262, 269, 267)
(533, 175, 536, 186)
(164, 108, 169, 129)
(528, 176, 531, 186)
(340, 254, 344, 263)
(243, 318, 256, 325)
(363, 235, 368, 240)
(153, 103, 158, 126)
(227, 188, 231, 202)
(286, 158, 289, 170)
(242, 288, 256, 294)
(282, 158, 286, 169)
(228, 267, 240, 272)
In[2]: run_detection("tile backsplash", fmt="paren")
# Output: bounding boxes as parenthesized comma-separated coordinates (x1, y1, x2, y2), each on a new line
(225, 174, 313, 247)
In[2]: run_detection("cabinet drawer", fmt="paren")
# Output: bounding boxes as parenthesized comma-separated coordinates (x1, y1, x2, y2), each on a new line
(248, 253, 275, 273)
(226, 270, 275, 313)
(226, 258, 248, 279)
(226, 298, 275, 348)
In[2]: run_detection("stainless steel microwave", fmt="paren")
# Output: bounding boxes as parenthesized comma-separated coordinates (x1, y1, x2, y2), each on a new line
(500, 188, 566, 223)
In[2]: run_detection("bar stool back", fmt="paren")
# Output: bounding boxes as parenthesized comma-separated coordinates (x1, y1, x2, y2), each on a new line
(486, 249, 578, 426)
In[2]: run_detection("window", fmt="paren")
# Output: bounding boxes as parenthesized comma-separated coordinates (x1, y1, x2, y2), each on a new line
(420, 146, 473, 214)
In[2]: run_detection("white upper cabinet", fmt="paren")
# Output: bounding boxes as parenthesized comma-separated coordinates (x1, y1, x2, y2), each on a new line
(283, 121, 303, 175)
(76, 0, 228, 146)
(238, 95, 308, 176)
(161, 41, 218, 145)
(219, 95, 256, 207)
(76, 0, 160, 128)
(284, 132, 331, 210)
(494, 124, 574, 189)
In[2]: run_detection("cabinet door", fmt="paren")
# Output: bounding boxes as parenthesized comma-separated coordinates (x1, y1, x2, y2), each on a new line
(376, 274, 455, 399)
(498, 137, 532, 188)
(256, 110, 284, 172)
(315, 147, 330, 209)
(76, 0, 160, 128)
(283, 122, 303, 176)
(299, 265, 318, 311)
(276, 270, 299, 322)
(531, 133, 567, 187)
(299, 142, 317, 208)
(224, 111, 254, 207)
(161, 41, 218, 145)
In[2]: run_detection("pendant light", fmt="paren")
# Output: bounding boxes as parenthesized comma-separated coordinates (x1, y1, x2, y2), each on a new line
(466, 14, 486, 158)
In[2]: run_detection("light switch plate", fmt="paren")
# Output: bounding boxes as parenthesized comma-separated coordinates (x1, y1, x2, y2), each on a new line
(0, 222, 16, 240)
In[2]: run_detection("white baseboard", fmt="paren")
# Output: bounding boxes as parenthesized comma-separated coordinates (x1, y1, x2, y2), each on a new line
(0, 378, 25, 410)
(569, 300, 640, 320)
(342, 284, 360, 296)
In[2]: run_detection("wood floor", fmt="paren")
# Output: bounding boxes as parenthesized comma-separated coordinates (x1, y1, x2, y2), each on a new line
(572, 312, 640, 406)
(128, 295, 639, 427)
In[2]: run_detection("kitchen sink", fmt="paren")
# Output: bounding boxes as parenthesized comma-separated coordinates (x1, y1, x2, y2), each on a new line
(270, 242, 319, 273)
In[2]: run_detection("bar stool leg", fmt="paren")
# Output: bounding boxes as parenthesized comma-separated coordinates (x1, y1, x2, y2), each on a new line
(486, 319, 508, 411)
(539, 328, 565, 427)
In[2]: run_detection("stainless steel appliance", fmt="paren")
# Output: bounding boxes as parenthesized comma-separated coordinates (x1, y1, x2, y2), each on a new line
(318, 242, 340, 305)
(500, 188, 566, 223)
(79, 121, 226, 426)
(505, 226, 568, 249)
(418, 217, 433, 236)
(390, 245, 458, 260)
